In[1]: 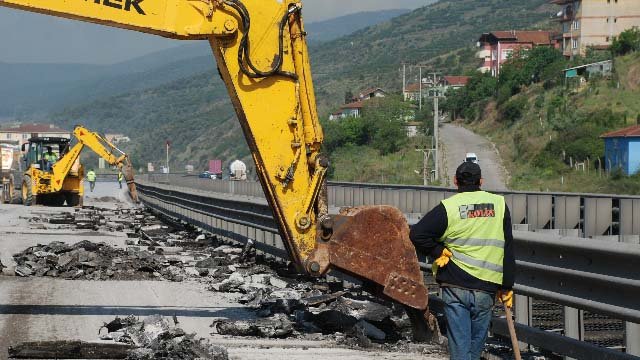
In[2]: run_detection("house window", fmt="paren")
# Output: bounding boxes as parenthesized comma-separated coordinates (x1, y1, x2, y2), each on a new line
(572, 39, 579, 49)
(502, 49, 513, 60)
(573, 20, 580, 30)
(5, 134, 10, 140)
(22, 134, 28, 140)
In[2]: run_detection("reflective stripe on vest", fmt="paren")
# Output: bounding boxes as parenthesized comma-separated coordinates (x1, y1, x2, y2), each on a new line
(439, 191, 506, 285)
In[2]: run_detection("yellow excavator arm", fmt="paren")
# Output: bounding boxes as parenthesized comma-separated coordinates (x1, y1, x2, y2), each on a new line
(0, 0, 436, 340)
(51, 126, 138, 201)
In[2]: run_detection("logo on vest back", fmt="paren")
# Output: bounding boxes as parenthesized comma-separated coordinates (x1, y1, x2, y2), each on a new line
(458, 203, 495, 219)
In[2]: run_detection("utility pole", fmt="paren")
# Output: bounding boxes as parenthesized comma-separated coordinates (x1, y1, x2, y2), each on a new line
(165, 140, 171, 175)
(434, 94, 440, 182)
(419, 67, 422, 110)
(402, 63, 406, 95)
(423, 70, 442, 182)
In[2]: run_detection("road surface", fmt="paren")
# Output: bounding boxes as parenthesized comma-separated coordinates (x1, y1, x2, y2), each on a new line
(439, 124, 508, 191)
(0, 183, 446, 360)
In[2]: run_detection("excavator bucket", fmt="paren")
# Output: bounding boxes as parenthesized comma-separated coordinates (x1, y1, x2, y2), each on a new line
(325, 206, 440, 342)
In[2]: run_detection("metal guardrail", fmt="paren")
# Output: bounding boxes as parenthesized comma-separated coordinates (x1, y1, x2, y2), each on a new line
(143, 174, 640, 240)
(136, 178, 640, 359)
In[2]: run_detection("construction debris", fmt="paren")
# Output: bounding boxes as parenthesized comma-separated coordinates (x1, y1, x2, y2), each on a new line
(12, 241, 187, 281)
(8, 316, 229, 360)
(8, 341, 134, 359)
(100, 315, 228, 360)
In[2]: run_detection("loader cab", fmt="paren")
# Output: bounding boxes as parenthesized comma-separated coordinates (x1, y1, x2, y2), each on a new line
(22, 137, 70, 172)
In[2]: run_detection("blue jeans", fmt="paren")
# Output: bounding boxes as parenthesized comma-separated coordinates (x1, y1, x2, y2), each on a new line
(442, 286, 495, 360)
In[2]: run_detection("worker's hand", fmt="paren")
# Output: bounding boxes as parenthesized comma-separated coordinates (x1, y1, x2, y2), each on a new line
(434, 248, 453, 268)
(498, 290, 514, 309)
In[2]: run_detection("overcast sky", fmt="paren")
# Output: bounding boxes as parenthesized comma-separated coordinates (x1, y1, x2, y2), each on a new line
(0, 0, 432, 64)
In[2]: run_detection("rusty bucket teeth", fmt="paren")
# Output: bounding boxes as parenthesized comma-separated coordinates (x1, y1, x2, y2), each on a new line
(326, 205, 429, 310)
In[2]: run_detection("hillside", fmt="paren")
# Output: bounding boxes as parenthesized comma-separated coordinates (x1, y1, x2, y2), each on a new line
(52, 74, 243, 171)
(34, 0, 561, 174)
(0, 10, 411, 120)
(306, 9, 410, 43)
(0, 43, 214, 119)
(459, 51, 640, 195)
(311, 0, 555, 111)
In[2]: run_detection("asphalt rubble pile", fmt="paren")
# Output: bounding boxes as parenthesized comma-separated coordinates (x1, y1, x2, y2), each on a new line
(205, 250, 445, 351)
(12, 240, 187, 281)
(12, 206, 213, 281)
(12, 206, 445, 353)
(100, 315, 229, 360)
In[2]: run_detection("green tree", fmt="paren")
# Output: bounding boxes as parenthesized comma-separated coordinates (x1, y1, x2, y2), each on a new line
(611, 27, 640, 56)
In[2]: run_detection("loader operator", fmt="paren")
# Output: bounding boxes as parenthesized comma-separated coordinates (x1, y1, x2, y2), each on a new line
(43, 147, 58, 171)
(410, 162, 515, 360)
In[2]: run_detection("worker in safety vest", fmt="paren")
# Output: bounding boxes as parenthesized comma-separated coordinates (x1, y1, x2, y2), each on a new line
(43, 146, 58, 171)
(117, 171, 124, 189)
(410, 162, 515, 360)
(86, 169, 97, 192)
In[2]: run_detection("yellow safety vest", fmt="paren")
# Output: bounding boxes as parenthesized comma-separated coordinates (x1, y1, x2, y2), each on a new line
(87, 171, 97, 182)
(118, 173, 124, 181)
(44, 153, 58, 162)
(438, 191, 506, 285)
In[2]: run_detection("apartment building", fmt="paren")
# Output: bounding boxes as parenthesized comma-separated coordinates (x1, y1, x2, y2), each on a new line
(0, 123, 71, 146)
(553, 0, 640, 57)
(477, 31, 559, 76)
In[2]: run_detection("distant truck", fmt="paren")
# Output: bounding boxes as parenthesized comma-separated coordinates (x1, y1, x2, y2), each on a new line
(1, 143, 20, 203)
(229, 160, 247, 181)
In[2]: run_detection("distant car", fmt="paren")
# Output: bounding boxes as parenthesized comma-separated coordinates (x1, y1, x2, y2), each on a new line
(199, 171, 217, 179)
(464, 153, 479, 164)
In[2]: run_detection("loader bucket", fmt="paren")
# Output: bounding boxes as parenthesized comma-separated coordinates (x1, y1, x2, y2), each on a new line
(326, 206, 440, 341)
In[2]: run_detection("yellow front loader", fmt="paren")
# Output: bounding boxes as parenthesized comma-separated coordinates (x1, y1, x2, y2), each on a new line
(20, 125, 138, 206)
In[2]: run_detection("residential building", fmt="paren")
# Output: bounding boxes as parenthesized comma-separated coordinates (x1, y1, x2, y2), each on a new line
(601, 125, 640, 175)
(403, 83, 423, 102)
(357, 87, 387, 101)
(477, 31, 559, 76)
(405, 122, 423, 138)
(440, 76, 471, 91)
(105, 133, 131, 144)
(403, 76, 470, 102)
(329, 101, 365, 120)
(563, 60, 613, 80)
(0, 123, 71, 146)
(552, 0, 640, 57)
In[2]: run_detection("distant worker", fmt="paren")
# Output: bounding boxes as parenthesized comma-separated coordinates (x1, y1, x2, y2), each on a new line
(117, 170, 124, 189)
(410, 162, 515, 360)
(43, 146, 58, 171)
(86, 169, 97, 192)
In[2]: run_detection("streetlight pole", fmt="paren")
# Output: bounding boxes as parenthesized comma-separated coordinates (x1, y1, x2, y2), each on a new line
(166, 140, 171, 175)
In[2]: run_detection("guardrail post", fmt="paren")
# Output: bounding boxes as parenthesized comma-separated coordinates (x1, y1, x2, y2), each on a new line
(563, 307, 584, 360)
(625, 322, 640, 356)
(514, 294, 532, 351)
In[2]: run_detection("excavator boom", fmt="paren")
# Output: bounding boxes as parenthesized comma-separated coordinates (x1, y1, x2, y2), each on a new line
(0, 0, 436, 340)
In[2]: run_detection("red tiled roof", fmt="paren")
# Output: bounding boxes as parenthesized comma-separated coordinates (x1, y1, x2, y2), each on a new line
(0, 123, 68, 133)
(480, 30, 556, 45)
(359, 87, 385, 96)
(341, 101, 365, 109)
(443, 76, 470, 86)
(601, 125, 640, 138)
(404, 83, 422, 93)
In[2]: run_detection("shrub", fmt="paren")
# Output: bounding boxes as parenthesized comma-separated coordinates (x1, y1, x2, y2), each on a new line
(500, 97, 527, 124)
(611, 27, 640, 56)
